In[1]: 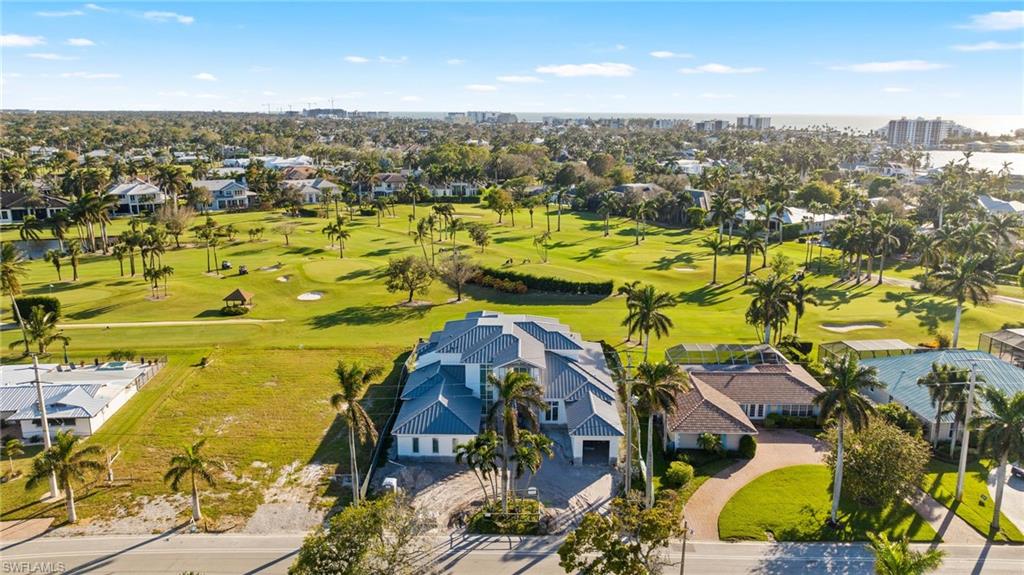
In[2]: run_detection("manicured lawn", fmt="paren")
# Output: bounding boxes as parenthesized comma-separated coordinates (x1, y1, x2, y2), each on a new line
(1, 205, 1015, 526)
(921, 459, 1024, 543)
(718, 465, 937, 542)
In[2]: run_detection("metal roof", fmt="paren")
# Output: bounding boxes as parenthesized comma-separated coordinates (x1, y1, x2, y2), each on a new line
(8, 386, 109, 420)
(823, 339, 917, 352)
(566, 391, 624, 437)
(665, 343, 787, 365)
(461, 333, 518, 364)
(514, 322, 583, 351)
(860, 350, 1024, 424)
(392, 382, 480, 436)
(981, 329, 1024, 350)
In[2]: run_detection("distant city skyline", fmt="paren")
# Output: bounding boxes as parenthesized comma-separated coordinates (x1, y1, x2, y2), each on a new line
(2, 2, 1023, 131)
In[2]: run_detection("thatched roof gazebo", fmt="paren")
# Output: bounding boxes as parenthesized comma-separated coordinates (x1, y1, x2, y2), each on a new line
(223, 288, 255, 307)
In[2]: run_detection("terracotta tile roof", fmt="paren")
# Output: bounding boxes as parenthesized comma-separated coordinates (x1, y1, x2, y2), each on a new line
(685, 364, 823, 405)
(666, 379, 757, 435)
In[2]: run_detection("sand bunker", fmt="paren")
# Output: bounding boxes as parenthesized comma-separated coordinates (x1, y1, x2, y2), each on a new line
(821, 322, 884, 333)
(673, 267, 697, 272)
(258, 264, 283, 272)
(276, 275, 291, 283)
(297, 291, 323, 301)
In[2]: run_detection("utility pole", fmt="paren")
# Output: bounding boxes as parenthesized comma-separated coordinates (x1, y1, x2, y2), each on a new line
(106, 444, 122, 482)
(679, 520, 690, 575)
(955, 363, 977, 501)
(624, 352, 633, 496)
(31, 355, 60, 499)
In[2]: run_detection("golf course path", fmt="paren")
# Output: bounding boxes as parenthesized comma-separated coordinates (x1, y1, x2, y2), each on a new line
(880, 276, 1023, 306)
(53, 319, 286, 330)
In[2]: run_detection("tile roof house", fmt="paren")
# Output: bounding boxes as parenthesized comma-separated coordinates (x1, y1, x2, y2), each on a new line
(664, 361, 824, 451)
(0, 191, 69, 225)
(860, 349, 1024, 443)
(394, 311, 623, 465)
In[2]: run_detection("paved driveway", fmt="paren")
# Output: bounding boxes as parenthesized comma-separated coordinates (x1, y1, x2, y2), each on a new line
(988, 463, 1024, 533)
(683, 428, 827, 541)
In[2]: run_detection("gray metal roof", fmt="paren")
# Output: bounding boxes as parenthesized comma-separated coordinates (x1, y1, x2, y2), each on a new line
(545, 352, 615, 403)
(860, 350, 1024, 424)
(515, 322, 583, 351)
(462, 333, 518, 365)
(981, 329, 1024, 350)
(400, 362, 466, 400)
(823, 339, 917, 352)
(436, 325, 503, 354)
(8, 386, 109, 420)
(566, 391, 624, 437)
(0, 384, 103, 414)
(392, 381, 480, 436)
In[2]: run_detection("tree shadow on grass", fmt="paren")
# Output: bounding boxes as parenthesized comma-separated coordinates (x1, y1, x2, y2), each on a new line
(308, 304, 429, 329)
(335, 266, 386, 281)
(283, 246, 325, 256)
(25, 280, 101, 295)
(812, 287, 872, 310)
(679, 282, 735, 307)
(363, 247, 406, 258)
(883, 291, 955, 332)
(570, 243, 630, 262)
(646, 252, 696, 271)
(65, 303, 123, 320)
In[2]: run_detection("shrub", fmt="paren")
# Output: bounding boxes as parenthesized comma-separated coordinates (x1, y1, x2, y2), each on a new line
(476, 266, 613, 296)
(467, 499, 542, 535)
(220, 305, 249, 316)
(663, 461, 694, 488)
(15, 296, 61, 318)
(739, 435, 757, 459)
(764, 412, 817, 429)
(471, 273, 528, 294)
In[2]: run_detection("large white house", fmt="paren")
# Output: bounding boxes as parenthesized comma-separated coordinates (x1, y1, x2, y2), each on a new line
(106, 179, 167, 215)
(393, 312, 624, 465)
(735, 205, 844, 235)
(281, 178, 341, 205)
(191, 179, 256, 211)
(0, 361, 162, 442)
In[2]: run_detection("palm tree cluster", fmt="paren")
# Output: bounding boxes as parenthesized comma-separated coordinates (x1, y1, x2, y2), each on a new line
(744, 272, 818, 344)
(619, 283, 678, 360)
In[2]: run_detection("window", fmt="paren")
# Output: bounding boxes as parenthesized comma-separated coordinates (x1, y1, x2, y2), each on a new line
(452, 438, 458, 452)
(545, 401, 560, 422)
(412, 438, 420, 453)
(512, 366, 530, 375)
(757, 404, 764, 418)
(479, 365, 494, 414)
(432, 438, 439, 454)
(948, 427, 954, 438)
(780, 404, 812, 417)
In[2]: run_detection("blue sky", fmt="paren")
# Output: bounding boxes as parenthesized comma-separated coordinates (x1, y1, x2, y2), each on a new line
(2, 2, 1023, 120)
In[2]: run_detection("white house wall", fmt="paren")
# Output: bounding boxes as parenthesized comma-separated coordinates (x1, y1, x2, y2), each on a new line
(671, 432, 744, 451)
(395, 434, 475, 461)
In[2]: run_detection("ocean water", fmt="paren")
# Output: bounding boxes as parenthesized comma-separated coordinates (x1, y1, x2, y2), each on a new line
(923, 151, 1024, 175)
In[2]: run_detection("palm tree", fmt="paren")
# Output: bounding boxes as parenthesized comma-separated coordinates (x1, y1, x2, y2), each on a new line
(163, 438, 226, 523)
(918, 364, 955, 449)
(19, 214, 43, 241)
(4, 438, 24, 475)
(48, 211, 70, 251)
(455, 431, 502, 504)
(633, 361, 689, 508)
(631, 199, 656, 245)
(485, 370, 546, 513)
(7, 306, 69, 355)
(911, 234, 942, 278)
(63, 241, 83, 281)
(510, 430, 554, 496)
(732, 223, 766, 284)
(701, 235, 726, 284)
(25, 430, 104, 523)
(790, 282, 818, 336)
(597, 192, 619, 237)
(874, 214, 901, 285)
(43, 249, 63, 281)
(814, 354, 882, 526)
(622, 284, 678, 360)
(707, 193, 732, 241)
(935, 255, 995, 347)
(112, 243, 128, 277)
(322, 221, 339, 247)
(330, 361, 382, 505)
(972, 388, 1024, 533)
(867, 533, 945, 575)
(1, 242, 32, 354)
(745, 275, 793, 344)
(335, 227, 351, 259)
(154, 164, 189, 212)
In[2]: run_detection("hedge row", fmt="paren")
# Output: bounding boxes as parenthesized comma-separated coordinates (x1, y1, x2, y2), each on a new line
(478, 267, 613, 295)
(471, 274, 528, 294)
(15, 296, 61, 318)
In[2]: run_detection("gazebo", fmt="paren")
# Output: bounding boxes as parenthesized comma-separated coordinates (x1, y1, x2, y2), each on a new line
(223, 288, 255, 307)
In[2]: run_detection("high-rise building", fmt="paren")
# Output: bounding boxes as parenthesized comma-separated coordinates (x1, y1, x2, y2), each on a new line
(736, 115, 772, 130)
(694, 119, 730, 133)
(886, 117, 953, 147)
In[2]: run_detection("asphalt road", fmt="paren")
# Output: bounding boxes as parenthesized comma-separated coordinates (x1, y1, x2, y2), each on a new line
(2, 533, 1022, 574)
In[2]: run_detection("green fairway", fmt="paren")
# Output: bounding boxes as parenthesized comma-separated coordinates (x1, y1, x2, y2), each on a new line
(1, 204, 1015, 527)
(921, 459, 1024, 543)
(718, 465, 937, 542)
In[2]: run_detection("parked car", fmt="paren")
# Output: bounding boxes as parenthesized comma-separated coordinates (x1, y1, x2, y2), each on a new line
(221, 260, 232, 270)
(1011, 462, 1024, 480)
(238, 265, 248, 275)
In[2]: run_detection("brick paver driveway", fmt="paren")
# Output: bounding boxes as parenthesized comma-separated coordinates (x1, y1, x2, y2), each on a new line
(683, 428, 826, 541)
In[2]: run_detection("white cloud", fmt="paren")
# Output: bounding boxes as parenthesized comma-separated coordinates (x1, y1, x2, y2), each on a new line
(193, 72, 218, 81)
(829, 60, 946, 72)
(378, 56, 407, 64)
(261, 90, 277, 96)
(65, 38, 95, 47)
(28, 53, 77, 61)
(36, 10, 84, 17)
(446, 58, 465, 65)
(882, 87, 912, 93)
(951, 41, 1024, 52)
(497, 75, 542, 84)
(250, 65, 273, 73)
(650, 50, 693, 59)
(678, 63, 763, 74)
(613, 44, 626, 51)
(1, 34, 46, 47)
(142, 11, 195, 25)
(610, 94, 627, 100)
(400, 95, 422, 102)
(700, 92, 736, 100)
(535, 62, 635, 77)
(195, 93, 224, 100)
(957, 10, 1024, 31)
(344, 55, 369, 63)
(60, 72, 120, 79)
(85, 4, 112, 12)
(464, 84, 498, 92)
(158, 90, 190, 97)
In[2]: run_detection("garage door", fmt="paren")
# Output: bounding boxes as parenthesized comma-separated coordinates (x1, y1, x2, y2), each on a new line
(581, 440, 610, 465)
